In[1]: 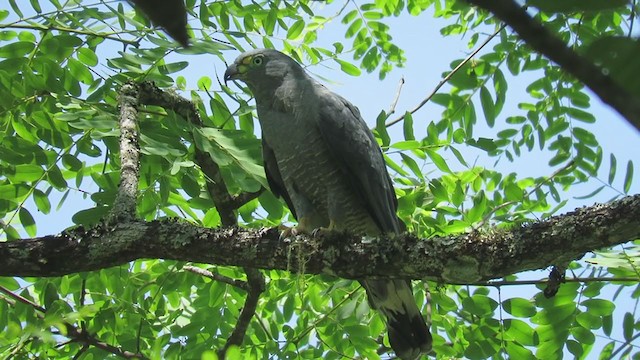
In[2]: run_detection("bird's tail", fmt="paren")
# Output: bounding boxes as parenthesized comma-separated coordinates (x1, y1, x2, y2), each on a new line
(360, 279, 432, 360)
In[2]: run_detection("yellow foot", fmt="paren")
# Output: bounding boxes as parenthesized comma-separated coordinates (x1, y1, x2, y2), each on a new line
(278, 218, 337, 239)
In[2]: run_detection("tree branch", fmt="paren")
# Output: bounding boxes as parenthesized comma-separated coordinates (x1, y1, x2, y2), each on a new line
(465, 0, 640, 132)
(1, 194, 638, 281)
(385, 23, 506, 127)
(183, 265, 250, 290)
(111, 81, 142, 222)
(0, 23, 140, 46)
(217, 269, 265, 358)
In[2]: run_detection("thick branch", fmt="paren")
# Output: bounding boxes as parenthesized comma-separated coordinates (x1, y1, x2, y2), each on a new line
(1, 195, 638, 282)
(465, 0, 640, 132)
(111, 82, 141, 222)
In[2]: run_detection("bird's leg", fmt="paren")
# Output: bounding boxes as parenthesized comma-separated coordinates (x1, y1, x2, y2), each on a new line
(278, 216, 314, 240)
(310, 219, 337, 237)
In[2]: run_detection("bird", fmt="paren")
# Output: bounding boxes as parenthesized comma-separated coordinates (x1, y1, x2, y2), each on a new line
(224, 48, 432, 360)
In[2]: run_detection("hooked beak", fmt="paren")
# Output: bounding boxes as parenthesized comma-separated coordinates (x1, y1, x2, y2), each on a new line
(224, 63, 239, 85)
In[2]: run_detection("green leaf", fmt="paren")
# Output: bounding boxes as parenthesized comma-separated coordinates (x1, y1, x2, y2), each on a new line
(480, 86, 495, 127)
(77, 47, 98, 66)
(61, 154, 83, 171)
(0, 41, 35, 58)
(14, 164, 45, 182)
(426, 149, 452, 173)
(400, 153, 424, 181)
(504, 319, 536, 347)
(571, 325, 595, 345)
(67, 58, 93, 85)
(623, 312, 634, 342)
(503, 297, 536, 318)
(462, 294, 498, 316)
(335, 58, 361, 76)
(33, 188, 51, 214)
(19, 207, 37, 237)
(390, 140, 420, 150)
(608, 153, 617, 185)
(181, 174, 201, 198)
(506, 342, 535, 360)
(197, 76, 212, 90)
(403, 112, 414, 140)
(345, 18, 363, 38)
(72, 206, 109, 226)
(375, 110, 390, 147)
(286, 20, 305, 40)
(158, 61, 189, 74)
(623, 160, 634, 193)
(196, 128, 266, 189)
(581, 299, 615, 316)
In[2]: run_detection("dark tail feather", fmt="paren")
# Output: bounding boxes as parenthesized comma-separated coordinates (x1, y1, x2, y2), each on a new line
(360, 279, 432, 360)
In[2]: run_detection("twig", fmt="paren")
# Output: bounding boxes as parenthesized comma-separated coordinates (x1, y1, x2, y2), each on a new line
(217, 269, 265, 358)
(387, 77, 405, 116)
(475, 158, 576, 228)
(0, 23, 140, 46)
(386, 23, 506, 127)
(232, 189, 265, 209)
(111, 81, 142, 222)
(465, 0, 640, 132)
(183, 265, 249, 290)
(0, 285, 46, 313)
(607, 332, 640, 360)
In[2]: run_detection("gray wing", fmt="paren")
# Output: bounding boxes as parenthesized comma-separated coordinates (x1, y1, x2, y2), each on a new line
(315, 85, 402, 234)
(262, 137, 297, 219)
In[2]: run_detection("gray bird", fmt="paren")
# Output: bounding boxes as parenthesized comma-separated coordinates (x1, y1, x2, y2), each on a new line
(224, 48, 432, 360)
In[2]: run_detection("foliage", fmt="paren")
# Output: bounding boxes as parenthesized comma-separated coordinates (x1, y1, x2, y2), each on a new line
(0, 0, 638, 359)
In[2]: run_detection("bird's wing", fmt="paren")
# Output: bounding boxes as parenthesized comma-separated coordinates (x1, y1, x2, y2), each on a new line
(315, 85, 401, 234)
(262, 137, 297, 219)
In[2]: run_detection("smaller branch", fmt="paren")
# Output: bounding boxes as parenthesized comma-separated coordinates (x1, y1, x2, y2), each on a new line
(386, 23, 506, 127)
(64, 325, 148, 359)
(387, 77, 405, 116)
(183, 265, 249, 290)
(217, 269, 265, 358)
(111, 81, 142, 222)
(232, 189, 265, 209)
(0, 23, 140, 46)
(0, 285, 46, 313)
(465, 0, 640, 132)
(476, 158, 576, 228)
(608, 331, 640, 359)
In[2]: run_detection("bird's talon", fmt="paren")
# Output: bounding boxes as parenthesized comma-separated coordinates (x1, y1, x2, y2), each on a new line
(311, 227, 329, 238)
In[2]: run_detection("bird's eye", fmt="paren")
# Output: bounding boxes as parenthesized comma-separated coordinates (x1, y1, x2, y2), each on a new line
(252, 56, 263, 65)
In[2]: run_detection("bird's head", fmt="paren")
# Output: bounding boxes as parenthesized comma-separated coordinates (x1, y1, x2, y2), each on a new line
(224, 48, 304, 91)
